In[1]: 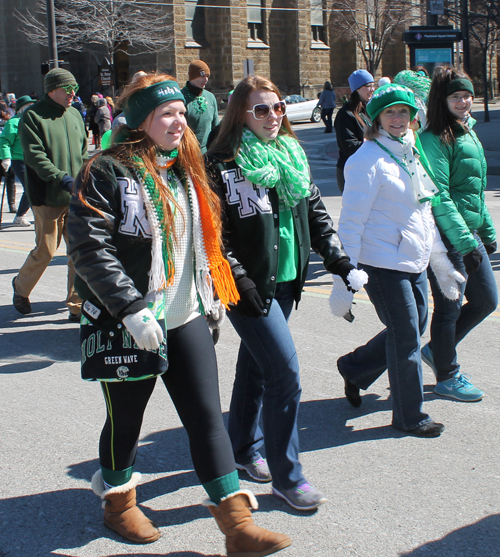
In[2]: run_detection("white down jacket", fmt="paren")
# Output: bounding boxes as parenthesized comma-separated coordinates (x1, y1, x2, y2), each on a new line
(338, 131, 446, 273)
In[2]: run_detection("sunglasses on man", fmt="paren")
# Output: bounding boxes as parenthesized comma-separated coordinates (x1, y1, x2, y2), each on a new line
(62, 84, 79, 95)
(246, 101, 287, 120)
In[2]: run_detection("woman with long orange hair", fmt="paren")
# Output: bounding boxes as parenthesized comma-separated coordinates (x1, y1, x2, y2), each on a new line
(68, 73, 290, 556)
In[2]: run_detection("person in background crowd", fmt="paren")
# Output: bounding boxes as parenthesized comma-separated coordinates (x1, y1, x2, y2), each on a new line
(317, 81, 337, 134)
(419, 66, 498, 402)
(0, 95, 35, 226)
(207, 75, 360, 511)
(182, 60, 219, 153)
(334, 70, 374, 193)
(105, 96, 114, 122)
(68, 71, 291, 557)
(0, 101, 17, 214)
(95, 98, 112, 140)
(13, 68, 86, 321)
(337, 83, 464, 437)
(87, 95, 101, 148)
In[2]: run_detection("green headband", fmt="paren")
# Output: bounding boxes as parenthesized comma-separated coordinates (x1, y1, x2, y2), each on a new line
(446, 79, 474, 96)
(123, 80, 185, 129)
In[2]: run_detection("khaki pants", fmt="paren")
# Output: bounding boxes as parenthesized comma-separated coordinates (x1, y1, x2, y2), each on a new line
(15, 205, 81, 315)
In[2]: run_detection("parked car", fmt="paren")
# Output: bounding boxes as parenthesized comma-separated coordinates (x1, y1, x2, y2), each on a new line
(283, 95, 321, 123)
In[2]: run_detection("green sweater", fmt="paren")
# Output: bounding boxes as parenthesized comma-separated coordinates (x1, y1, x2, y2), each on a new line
(181, 86, 219, 153)
(0, 114, 24, 160)
(420, 119, 496, 255)
(19, 94, 88, 207)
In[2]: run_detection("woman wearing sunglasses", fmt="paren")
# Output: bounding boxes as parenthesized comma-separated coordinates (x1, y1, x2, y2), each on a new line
(419, 67, 497, 402)
(69, 73, 290, 556)
(207, 76, 358, 511)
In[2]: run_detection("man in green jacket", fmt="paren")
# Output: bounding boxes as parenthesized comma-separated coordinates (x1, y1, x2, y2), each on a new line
(181, 60, 219, 153)
(12, 68, 87, 321)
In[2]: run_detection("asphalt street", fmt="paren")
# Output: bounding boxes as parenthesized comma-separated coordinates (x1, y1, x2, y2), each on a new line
(1, 115, 500, 557)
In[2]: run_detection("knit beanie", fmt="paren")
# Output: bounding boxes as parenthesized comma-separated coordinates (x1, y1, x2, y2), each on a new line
(348, 70, 374, 93)
(367, 83, 418, 121)
(15, 95, 34, 112)
(189, 60, 210, 81)
(44, 68, 78, 93)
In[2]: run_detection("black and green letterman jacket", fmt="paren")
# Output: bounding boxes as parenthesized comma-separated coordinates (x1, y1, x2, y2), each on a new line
(206, 152, 350, 316)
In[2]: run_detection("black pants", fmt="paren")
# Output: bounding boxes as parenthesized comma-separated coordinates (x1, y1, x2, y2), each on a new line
(321, 108, 334, 132)
(336, 166, 345, 193)
(99, 315, 235, 484)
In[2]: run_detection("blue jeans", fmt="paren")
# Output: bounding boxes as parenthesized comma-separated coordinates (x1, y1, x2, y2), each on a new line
(11, 159, 30, 217)
(427, 234, 498, 382)
(338, 265, 432, 431)
(227, 281, 305, 491)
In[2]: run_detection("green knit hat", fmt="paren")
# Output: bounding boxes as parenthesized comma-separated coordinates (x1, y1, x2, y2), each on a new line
(44, 68, 78, 94)
(367, 83, 418, 121)
(15, 95, 35, 112)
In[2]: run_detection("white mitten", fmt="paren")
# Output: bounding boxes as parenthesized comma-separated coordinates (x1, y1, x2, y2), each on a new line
(122, 308, 164, 350)
(429, 251, 466, 301)
(329, 277, 354, 317)
(206, 300, 226, 330)
(345, 268, 369, 291)
(1, 159, 11, 172)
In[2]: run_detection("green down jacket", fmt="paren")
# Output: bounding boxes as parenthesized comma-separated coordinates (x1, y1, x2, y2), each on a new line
(420, 118, 496, 255)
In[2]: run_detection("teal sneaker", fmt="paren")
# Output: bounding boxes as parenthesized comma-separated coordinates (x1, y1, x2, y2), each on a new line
(434, 373, 484, 402)
(421, 343, 436, 376)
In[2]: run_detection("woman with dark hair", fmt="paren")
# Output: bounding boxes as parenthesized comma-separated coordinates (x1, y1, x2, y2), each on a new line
(207, 75, 361, 511)
(419, 66, 497, 402)
(317, 81, 336, 133)
(68, 72, 290, 556)
(333, 70, 374, 192)
(337, 83, 464, 437)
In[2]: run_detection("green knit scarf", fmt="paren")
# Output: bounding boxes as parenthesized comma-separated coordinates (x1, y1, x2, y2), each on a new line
(235, 127, 311, 208)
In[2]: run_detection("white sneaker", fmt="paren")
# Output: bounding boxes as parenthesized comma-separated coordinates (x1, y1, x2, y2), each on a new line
(13, 216, 31, 227)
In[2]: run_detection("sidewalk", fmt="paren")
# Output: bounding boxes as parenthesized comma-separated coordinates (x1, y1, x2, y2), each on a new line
(472, 101, 500, 176)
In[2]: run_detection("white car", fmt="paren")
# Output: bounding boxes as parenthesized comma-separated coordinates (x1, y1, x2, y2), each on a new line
(284, 94, 321, 123)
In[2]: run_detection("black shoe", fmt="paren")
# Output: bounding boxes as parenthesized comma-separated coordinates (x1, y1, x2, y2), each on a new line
(337, 359, 361, 407)
(9, 205, 17, 213)
(68, 312, 81, 323)
(12, 277, 31, 314)
(407, 421, 445, 438)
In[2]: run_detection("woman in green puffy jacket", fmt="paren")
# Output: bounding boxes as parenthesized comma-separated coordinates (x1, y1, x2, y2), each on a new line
(419, 66, 497, 402)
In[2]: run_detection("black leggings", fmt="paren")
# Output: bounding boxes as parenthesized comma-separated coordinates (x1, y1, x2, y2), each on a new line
(99, 315, 235, 484)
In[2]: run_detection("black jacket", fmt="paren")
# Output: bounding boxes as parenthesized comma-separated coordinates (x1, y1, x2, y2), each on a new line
(68, 156, 152, 336)
(206, 153, 349, 315)
(334, 102, 370, 170)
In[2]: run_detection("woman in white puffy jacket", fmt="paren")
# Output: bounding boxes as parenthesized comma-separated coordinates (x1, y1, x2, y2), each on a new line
(336, 84, 464, 438)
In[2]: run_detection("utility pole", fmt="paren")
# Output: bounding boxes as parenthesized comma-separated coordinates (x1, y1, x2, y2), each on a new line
(461, 0, 470, 75)
(46, 0, 59, 69)
(426, 0, 438, 26)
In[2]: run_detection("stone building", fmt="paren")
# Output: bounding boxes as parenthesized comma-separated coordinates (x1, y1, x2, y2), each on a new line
(2, 0, 491, 103)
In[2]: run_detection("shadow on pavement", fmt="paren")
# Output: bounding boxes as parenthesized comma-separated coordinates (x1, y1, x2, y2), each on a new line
(0, 486, 224, 556)
(399, 514, 500, 556)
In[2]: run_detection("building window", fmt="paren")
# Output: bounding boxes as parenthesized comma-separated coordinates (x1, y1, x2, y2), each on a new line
(247, 0, 265, 43)
(310, 0, 328, 48)
(185, 0, 206, 46)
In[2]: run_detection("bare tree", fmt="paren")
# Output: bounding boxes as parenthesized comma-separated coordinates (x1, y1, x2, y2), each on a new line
(330, 0, 420, 75)
(16, 0, 174, 65)
(468, 0, 500, 121)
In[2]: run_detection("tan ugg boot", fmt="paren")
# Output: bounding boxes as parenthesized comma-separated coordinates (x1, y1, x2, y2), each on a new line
(91, 470, 161, 544)
(203, 490, 291, 557)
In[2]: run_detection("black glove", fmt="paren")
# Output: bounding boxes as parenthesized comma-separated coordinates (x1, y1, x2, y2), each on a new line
(327, 258, 356, 289)
(463, 248, 483, 274)
(235, 276, 264, 318)
(484, 241, 497, 256)
(60, 175, 75, 193)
